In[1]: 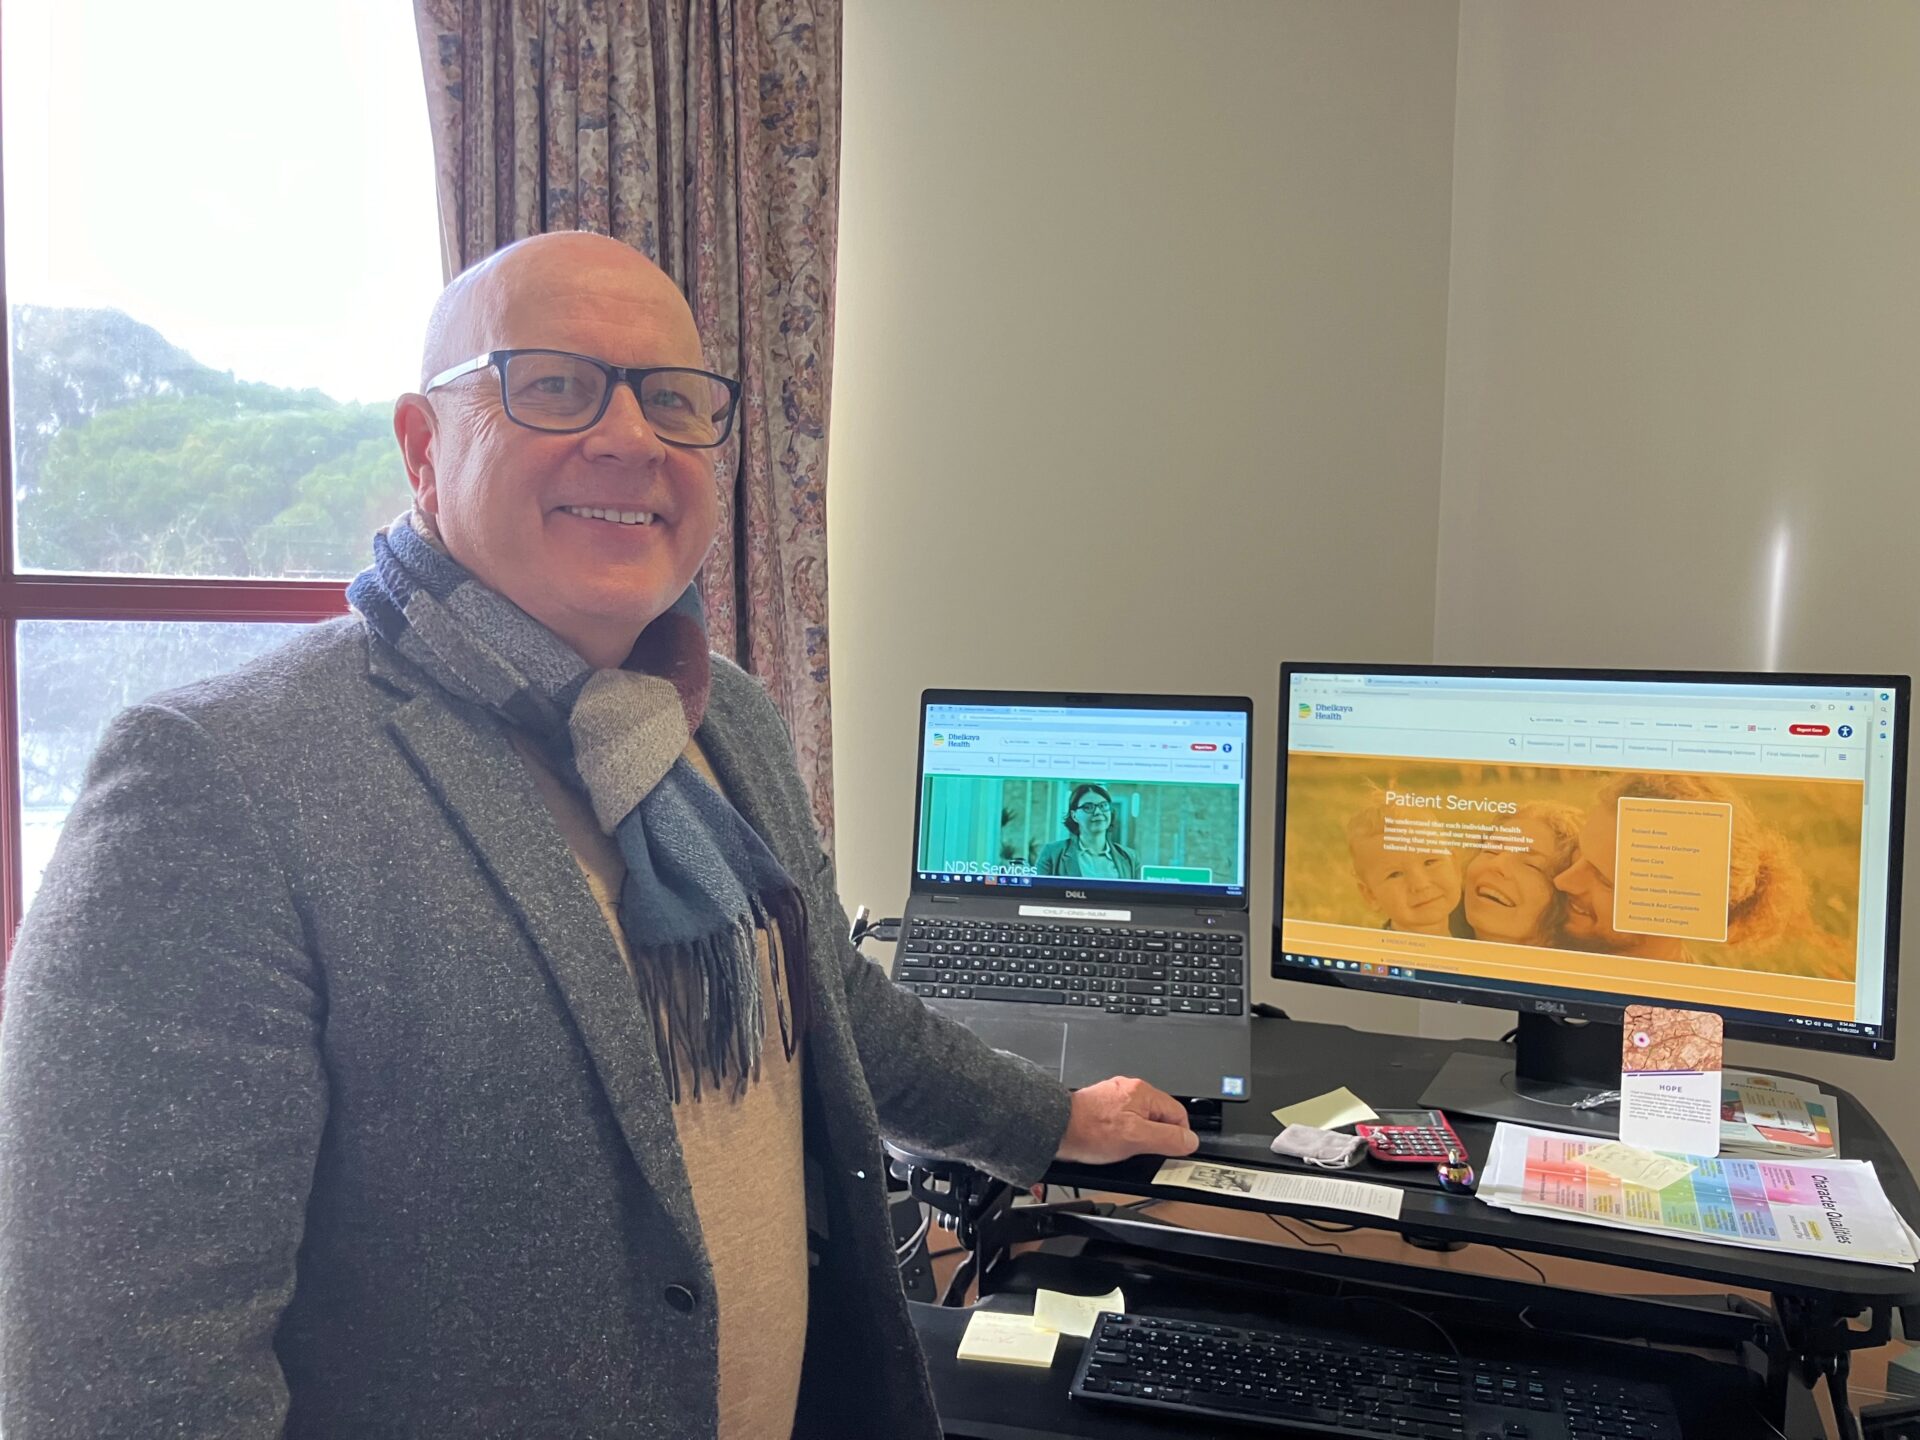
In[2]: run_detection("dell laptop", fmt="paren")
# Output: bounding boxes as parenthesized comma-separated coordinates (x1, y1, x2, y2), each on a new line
(895, 689, 1255, 1102)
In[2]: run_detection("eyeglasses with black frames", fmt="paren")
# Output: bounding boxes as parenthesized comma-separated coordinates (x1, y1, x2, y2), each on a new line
(424, 348, 742, 449)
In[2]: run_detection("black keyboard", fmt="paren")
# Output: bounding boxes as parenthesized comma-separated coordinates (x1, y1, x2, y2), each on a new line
(1071, 1312, 1683, 1439)
(894, 918, 1245, 1017)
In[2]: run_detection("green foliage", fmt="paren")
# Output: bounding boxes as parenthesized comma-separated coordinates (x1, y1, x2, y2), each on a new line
(11, 304, 408, 577)
(5, 306, 413, 827)
(9, 304, 244, 496)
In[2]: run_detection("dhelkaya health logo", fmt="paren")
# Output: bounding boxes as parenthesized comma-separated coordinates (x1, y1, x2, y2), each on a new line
(931, 733, 945, 747)
(1297, 702, 1311, 719)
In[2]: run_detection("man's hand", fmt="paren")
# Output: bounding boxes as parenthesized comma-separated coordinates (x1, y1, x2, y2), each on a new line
(1055, 1075, 1200, 1165)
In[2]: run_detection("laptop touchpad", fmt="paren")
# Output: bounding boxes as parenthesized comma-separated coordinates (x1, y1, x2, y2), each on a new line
(965, 1015, 1069, 1081)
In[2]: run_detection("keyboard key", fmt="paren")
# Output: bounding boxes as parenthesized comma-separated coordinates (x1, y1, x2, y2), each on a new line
(971, 985, 1064, 1005)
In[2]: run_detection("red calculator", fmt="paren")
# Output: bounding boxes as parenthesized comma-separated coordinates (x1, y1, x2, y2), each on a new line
(1355, 1109, 1467, 1165)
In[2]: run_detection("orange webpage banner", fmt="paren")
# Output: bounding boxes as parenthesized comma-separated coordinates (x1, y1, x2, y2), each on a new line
(1281, 752, 1865, 1022)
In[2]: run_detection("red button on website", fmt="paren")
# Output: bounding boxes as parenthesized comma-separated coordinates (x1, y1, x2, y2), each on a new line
(1190, 743, 1218, 751)
(1790, 724, 1831, 736)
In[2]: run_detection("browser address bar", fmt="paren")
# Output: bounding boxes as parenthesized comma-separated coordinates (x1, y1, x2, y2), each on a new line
(942, 714, 1194, 727)
(1328, 689, 1812, 710)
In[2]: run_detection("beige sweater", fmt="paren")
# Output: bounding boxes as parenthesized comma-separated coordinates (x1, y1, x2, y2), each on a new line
(514, 734, 808, 1440)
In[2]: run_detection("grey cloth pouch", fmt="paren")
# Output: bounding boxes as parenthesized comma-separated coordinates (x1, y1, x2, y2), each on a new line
(1269, 1124, 1367, 1169)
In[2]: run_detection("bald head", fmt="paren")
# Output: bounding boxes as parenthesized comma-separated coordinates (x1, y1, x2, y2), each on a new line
(394, 229, 724, 670)
(420, 232, 702, 388)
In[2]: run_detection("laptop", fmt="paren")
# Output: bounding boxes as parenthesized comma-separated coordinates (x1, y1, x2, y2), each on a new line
(896, 689, 1255, 1102)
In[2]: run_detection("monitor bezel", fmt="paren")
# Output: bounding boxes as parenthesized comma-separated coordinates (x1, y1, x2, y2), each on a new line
(1272, 660, 1908, 1060)
(912, 687, 1256, 910)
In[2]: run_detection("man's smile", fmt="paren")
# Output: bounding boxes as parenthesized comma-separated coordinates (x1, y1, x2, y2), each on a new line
(557, 505, 656, 526)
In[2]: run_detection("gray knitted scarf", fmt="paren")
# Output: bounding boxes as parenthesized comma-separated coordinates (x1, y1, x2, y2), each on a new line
(348, 514, 806, 1100)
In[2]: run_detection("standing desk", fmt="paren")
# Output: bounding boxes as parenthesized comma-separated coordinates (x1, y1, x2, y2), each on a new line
(906, 1018, 1920, 1439)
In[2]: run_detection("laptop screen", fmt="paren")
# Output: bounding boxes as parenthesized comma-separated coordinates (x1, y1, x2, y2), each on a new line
(913, 692, 1253, 904)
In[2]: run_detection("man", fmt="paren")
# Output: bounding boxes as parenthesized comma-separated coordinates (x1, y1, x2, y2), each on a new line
(0, 233, 1198, 1438)
(1552, 771, 1805, 964)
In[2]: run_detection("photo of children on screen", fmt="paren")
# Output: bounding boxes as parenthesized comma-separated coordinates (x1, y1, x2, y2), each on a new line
(1314, 770, 1845, 978)
(1344, 801, 1472, 937)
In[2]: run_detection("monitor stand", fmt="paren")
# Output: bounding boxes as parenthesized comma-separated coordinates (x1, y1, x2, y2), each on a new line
(1419, 1014, 1623, 1139)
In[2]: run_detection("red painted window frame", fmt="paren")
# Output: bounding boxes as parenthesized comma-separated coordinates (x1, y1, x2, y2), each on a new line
(0, 133, 351, 965)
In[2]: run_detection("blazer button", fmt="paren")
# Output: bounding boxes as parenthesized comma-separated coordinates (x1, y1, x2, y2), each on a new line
(664, 1284, 697, 1313)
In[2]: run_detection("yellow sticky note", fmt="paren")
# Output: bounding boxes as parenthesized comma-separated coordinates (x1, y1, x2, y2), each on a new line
(1581, 1141, 1696, 1191)
(1032, 1286, 1125, 1338)
(957, 1310, 1060, 1368)
(1272, 1087, 1378, 1130)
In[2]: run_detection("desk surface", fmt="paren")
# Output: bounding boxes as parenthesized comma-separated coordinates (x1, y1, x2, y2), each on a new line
(1045, 1017, 1920, 1307)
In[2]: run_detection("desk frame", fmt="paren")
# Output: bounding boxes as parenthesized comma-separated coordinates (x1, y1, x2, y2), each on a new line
(901, 1017, 1920, 1439)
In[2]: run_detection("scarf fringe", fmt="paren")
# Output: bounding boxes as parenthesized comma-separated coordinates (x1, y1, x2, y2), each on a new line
(762, 888, 810, 1063)
(641, 895, 810, 1104)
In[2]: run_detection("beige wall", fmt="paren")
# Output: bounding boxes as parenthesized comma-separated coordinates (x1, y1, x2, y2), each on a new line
(831, 0, 1461, 1034)
(1432, 2, 1920, 1155)
(833, 1, 1920, 1157)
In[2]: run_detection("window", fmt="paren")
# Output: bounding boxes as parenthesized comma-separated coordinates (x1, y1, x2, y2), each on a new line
(0, 0, 443, 946)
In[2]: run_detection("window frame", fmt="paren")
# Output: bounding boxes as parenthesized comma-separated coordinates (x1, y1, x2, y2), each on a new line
(0, 127, 353, 964)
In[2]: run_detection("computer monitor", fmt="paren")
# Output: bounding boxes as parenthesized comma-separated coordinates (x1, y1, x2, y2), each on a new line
(914, 691, 1253, 906)
(1273, 663, 1909, 1125)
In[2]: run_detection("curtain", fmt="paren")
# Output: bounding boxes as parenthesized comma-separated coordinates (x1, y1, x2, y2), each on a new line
(412, 0, 842, 848)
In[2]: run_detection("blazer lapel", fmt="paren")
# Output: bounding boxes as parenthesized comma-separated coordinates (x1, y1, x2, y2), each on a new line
(381, 678, 705, 1259)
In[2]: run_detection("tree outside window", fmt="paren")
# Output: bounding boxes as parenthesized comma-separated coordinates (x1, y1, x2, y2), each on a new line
(1, 0, 442, 942)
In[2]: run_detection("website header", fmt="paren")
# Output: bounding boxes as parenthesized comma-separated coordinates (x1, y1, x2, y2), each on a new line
(1288, 678, 1892, 783)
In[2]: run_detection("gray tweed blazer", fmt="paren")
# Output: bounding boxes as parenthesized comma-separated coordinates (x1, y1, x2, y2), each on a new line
(0, 618, 1072, 1438)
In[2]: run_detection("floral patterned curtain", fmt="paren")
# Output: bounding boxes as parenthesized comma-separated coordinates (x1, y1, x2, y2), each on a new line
(412, 0, 841, 848)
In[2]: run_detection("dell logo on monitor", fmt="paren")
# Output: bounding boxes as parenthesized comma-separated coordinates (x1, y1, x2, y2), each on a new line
(1065, 890, 1089, 900)
(1530, 999, 1569, 1016)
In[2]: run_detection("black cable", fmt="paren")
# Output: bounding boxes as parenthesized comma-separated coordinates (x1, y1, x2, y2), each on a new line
(1301, 1218, 1359, 1233)
(851, 916, 901, 946)
(1268, 1214, 1345, 1251)
(1830, 1364, 1862, 1440)
(1332, 1294, 1462, 1362)
(1499, 1247, 1548, 1285)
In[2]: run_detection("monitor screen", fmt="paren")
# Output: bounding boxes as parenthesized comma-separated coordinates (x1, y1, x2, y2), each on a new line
(1274, 665, 1908, 1057)
(914, 692, 1253, 904)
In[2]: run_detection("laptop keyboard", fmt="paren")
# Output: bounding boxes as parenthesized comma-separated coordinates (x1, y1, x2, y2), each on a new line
(894, 919, 1245, 1017)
